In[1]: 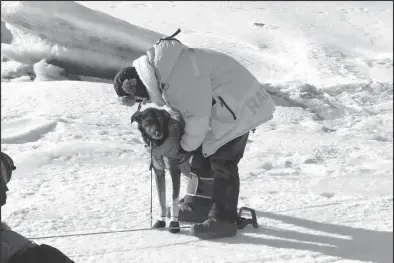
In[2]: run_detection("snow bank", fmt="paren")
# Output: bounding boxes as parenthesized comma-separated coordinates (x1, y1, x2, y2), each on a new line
(33, 59, 75, 81)
(1, 59, 34, 80)
(1, 118, 58, 144)
(1, 20, 12, 44)
(1, 1, 163, 81)
(2, 1, 392, 86)
(80, 1, 393, 86)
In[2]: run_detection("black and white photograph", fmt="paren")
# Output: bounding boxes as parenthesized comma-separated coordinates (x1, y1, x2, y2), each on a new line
(1, 1, 393, 262)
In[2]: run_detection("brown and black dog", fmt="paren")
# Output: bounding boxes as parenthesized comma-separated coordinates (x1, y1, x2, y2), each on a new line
(131, 107, 187, 233)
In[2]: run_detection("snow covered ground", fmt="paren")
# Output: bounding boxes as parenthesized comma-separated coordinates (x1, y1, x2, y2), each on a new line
(1, 1, 393, 263)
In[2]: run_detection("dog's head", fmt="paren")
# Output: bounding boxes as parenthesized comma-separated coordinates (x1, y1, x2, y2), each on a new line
(131, 108, 171, 147)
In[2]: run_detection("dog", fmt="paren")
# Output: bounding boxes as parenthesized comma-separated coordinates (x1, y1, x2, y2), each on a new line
(131, 107, 187, 233)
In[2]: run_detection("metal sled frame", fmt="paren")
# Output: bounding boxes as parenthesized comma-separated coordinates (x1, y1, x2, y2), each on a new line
(237, 206, 259, 230)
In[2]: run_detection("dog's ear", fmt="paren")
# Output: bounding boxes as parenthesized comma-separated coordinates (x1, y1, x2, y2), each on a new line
(131, 111, 143, 124)
(161, 109, 171, 120)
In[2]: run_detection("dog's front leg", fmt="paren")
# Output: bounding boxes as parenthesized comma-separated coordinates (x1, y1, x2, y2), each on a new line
(169, 160, 181, 233)
(152, 160, 167, 229)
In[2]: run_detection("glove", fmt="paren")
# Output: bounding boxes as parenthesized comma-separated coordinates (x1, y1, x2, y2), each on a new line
(177, 146, 192, 164)
(151, 117, 181, 159)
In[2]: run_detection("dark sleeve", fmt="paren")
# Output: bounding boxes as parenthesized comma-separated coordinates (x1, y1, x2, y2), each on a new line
(10, 244, 75, 263)
(1, 176, 8, 207)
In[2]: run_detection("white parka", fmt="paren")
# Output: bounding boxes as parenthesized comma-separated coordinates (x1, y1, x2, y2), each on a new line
(133, 38, 275, 157)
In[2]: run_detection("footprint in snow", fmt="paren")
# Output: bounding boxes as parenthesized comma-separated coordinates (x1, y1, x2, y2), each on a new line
(372, 135, 390, 142)
(251, 22, 279, 30)
(262, 162, 273, 170)
(320, 192, 336, 198)
(249, 172, 258, 177)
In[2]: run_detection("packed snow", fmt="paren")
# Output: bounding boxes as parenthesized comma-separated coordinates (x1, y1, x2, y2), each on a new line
(1, 1, 393, 263)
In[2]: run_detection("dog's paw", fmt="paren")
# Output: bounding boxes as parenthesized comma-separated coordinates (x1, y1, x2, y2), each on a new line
(152, 220, 166, 229)
(169, 221, 180, 233)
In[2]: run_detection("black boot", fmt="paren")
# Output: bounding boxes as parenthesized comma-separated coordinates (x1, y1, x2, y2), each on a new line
(152, 220, 166, 229)
(190, 217, 237, 239)
(169, 221, 180, 233)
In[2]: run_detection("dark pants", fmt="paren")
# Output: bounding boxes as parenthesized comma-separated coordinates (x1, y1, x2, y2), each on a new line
(191, 132, 249, 222)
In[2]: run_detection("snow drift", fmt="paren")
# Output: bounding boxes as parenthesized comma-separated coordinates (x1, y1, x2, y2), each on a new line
(1, 1, 163, 81)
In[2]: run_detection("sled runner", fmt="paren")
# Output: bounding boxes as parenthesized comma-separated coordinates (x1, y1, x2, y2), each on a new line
(167, 205, 259, 230)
